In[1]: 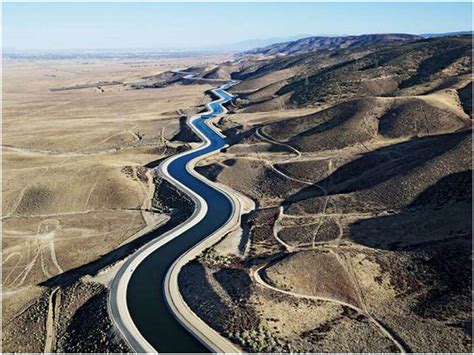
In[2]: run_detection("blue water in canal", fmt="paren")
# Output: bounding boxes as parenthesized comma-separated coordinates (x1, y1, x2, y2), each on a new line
(126, 85, 234, 352)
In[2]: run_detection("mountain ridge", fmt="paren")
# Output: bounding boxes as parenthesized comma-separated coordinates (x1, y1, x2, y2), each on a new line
(240, 33, 422, 56)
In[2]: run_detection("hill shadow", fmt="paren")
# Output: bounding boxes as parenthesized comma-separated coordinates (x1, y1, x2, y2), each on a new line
(399, 44, 470, 89)
(348, 170, 472, 251)
(347, 170, 472, 321)
(283, 130, 470, 205)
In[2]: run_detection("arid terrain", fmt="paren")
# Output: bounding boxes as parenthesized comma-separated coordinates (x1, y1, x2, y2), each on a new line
(2, 33, 472, 353)
(1, 53, 230, 352)
(177, 34, 472, 352)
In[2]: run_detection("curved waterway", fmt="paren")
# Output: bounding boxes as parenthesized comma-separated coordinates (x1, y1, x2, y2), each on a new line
(126, 84, 235, 352)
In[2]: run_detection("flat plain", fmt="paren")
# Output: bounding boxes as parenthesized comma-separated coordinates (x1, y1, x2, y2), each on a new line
(1, 54, 229, 352)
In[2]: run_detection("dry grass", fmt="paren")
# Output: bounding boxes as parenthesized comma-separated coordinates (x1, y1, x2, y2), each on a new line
(264, 250, 361, 306)
(2, 56, 219, 347)
(184, 57, 471, 351)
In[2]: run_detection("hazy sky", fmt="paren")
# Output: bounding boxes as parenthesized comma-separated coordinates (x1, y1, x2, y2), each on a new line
(3, 2, 472, 50)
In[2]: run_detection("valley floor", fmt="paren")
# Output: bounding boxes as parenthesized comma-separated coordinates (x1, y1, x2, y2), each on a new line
(1, 56, 226, 352)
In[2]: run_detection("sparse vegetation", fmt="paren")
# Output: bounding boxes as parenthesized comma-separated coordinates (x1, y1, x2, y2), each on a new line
(2, 55, 224, 352)
(3, 29, 472, 353)
(179, 34, 472, 353)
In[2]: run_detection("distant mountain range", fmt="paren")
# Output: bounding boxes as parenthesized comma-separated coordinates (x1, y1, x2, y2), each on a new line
(239, 31, 472, 57)
(5, 31, 472, 58)
(240, 33, 421, 56)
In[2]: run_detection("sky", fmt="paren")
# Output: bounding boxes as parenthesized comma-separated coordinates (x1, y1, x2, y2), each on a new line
(3, 2, 472, 51)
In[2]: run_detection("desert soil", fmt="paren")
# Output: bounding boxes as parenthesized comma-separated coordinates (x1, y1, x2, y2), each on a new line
(179, 38, 472, 353)
(1, 54, 229, 352)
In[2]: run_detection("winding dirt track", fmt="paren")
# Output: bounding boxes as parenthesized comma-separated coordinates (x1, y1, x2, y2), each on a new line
(254, 127, 407, 353)
(253, 260, 406, 353)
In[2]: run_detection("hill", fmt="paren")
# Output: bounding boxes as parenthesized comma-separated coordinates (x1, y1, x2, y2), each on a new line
(240, 33, 420, 57)
(178, 33, 472, 353)
(262, 94, 470, 152)
(230, 36, 472, 112)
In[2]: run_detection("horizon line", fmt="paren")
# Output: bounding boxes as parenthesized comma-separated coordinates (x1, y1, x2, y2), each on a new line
(3, 30, 472, 53)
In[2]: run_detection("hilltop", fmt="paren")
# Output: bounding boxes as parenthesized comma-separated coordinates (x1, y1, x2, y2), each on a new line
(240, 33, 420, 57)
(227, 35, 472, 112)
